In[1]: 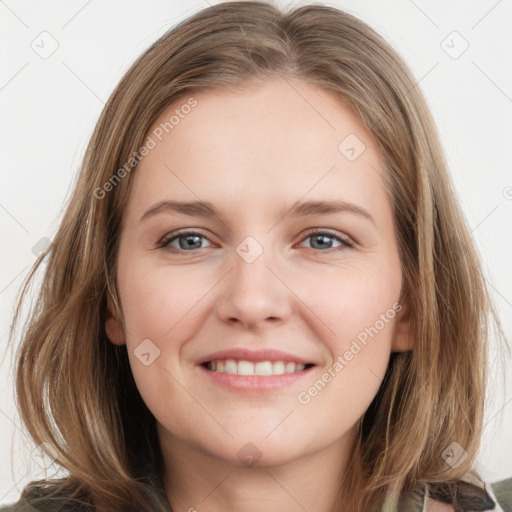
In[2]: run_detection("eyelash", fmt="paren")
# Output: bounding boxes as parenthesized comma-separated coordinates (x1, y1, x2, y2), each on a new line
(157, 229, 354, 254)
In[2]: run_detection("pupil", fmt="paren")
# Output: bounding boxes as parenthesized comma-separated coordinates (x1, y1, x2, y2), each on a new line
(180, 235, 201, 250)
(313, 234, 331, 249)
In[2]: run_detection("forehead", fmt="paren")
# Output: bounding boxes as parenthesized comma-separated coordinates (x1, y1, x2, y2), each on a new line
(127, 78, 387, 219)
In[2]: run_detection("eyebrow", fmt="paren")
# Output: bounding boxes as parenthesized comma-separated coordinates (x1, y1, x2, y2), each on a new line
(139, 199, 375, 224)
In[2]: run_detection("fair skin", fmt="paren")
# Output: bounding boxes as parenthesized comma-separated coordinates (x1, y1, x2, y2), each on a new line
(106, 77, 412, 512)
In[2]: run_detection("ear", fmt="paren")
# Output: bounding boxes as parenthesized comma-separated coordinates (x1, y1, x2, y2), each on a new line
(105, 296, 126, 346)
(391, 299, 413, 352)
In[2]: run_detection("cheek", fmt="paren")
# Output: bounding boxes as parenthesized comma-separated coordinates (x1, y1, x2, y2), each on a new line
(118, 263, 206, 344)
(116, 262, 223, 411)
(116, 265, 203, 432)
(295, 260, 400, 395)
(294, 277, 398, 435)
(296, 259, 402, 349)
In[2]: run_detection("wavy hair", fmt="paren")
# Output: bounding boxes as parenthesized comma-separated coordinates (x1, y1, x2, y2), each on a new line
(7, 2, 505, 511)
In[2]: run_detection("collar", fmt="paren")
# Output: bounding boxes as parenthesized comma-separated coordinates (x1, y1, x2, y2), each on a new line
(423, 470, 502, 512)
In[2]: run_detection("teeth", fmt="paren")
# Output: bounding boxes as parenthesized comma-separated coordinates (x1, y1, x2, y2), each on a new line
(269, 361, 284, 375)
(225, 359, 237, 374)
(207, 359, 309, 375)
(238, 360, 255, 375)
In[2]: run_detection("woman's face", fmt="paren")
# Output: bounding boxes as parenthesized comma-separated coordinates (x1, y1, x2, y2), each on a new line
(106, 78, 411, 467)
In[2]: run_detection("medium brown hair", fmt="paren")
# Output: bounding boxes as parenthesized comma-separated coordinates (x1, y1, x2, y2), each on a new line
(7, 2, 506, 510)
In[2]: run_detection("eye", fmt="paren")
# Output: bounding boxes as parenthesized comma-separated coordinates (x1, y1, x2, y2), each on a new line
(298, 229, 353, 252)
(158, 230, 213, 253)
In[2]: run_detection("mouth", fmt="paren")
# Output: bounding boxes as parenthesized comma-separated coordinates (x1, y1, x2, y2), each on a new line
(201, 359, 316, 376)
(195, 348, 317, 392)
(197, 359, 316, 393)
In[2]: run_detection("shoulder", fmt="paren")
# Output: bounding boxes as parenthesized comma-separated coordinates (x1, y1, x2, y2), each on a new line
(425, 474, 512, 512)
(492, 477, 512, 511)
(0, 499, 88, 512)
(0, 480, 91, 512)
(396, 473, 512, 512)
(0, 499, 86, 512)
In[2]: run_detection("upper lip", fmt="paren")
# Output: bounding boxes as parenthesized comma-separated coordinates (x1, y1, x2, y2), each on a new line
(196, 348, 316, 366)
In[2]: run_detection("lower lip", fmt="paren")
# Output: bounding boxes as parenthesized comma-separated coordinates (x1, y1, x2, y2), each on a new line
(197, 364, 315, 393)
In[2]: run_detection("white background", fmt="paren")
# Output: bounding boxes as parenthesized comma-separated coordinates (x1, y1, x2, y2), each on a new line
(1, 0, 511, 505)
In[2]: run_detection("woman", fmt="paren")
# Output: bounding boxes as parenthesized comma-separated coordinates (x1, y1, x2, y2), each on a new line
(3, 2, 511, 511)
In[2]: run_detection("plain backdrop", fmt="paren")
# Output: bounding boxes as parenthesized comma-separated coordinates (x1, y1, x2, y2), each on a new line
(1, 0, 511, 505)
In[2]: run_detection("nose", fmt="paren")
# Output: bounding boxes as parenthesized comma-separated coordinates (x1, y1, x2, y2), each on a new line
(215, 239, 294, 330)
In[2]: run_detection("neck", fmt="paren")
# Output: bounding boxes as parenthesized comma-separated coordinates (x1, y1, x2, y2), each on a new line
(159, 425, 356, 512)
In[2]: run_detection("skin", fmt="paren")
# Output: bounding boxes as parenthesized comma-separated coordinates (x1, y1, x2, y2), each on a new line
(106, 77, 413, 512)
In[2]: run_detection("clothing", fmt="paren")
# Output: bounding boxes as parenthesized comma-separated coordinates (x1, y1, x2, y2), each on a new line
(394, 474, 512, 512)
(1, 475, 511, 511)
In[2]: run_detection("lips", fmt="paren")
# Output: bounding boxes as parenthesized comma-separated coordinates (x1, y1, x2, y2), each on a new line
(196, 347, 316, 367)
(196, 348, 317, 392)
